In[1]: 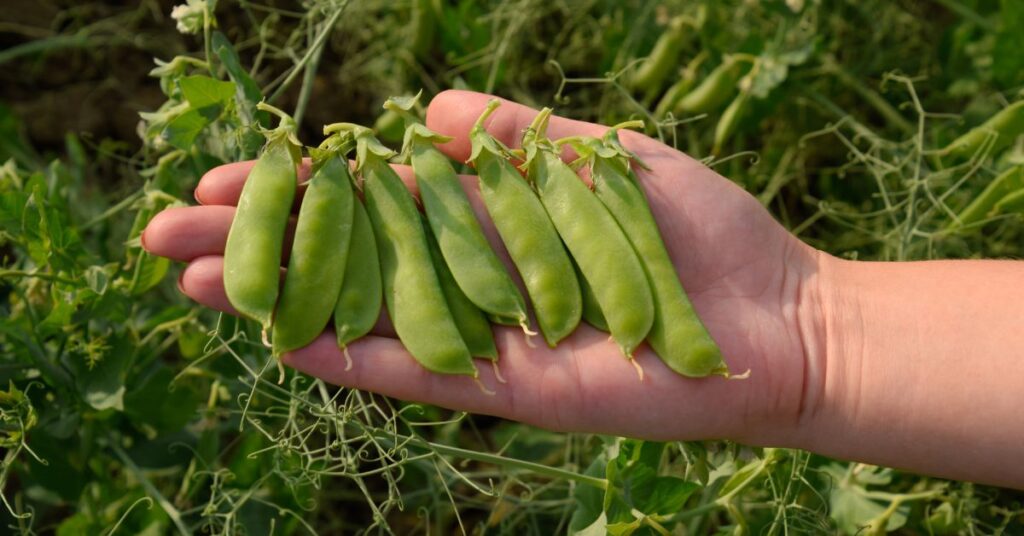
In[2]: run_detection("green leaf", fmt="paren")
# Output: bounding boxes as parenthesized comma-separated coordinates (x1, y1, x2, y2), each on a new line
(162, 105, 220, 150)
(569, 454, 609, 534)
(749, 56, 787, 99)
(212, 31, 264, 110)
(67, 335, 130, 411)
(830, 487, 908, 533)
(124, 365, 201, 434)
(21, 429, 86, 502)
(179, 75, 236, 109)
(130, 252, 169, 295)
(642, 477, 699, 515)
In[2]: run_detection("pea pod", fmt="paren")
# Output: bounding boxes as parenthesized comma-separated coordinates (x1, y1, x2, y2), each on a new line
(325, 123, 475, 377)
(271, 148, 355, 355)
(385, 95, 529, 331)
(948, 166, 1024, 229)
(468, 100, 581, 347)
(630, 16, 687, 94)
(334, 194, 382, 355)
(940, 100, 1024, 161)
(576, 260, 608, 332)
(422, 214, 498, 360)
(568, 128, 727, 377)
(674, 58, 742, 115)
(522, 109, 654, 358)
(712, 89, 751, 155)
(994, 188, 1024, 215)
(223, 103, 301, 333)
(653, 51, 708, 119)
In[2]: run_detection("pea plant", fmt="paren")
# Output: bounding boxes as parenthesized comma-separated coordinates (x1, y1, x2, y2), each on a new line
(1, 0, 1023, 534)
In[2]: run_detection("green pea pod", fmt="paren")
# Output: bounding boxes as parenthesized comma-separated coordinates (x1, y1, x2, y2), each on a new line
(940, 100, 1024, 161)
(948, 166, 1024, 229)
(653, 51, 708, 119)
(223, 104, 300, 332)
(325, 123, 476, 377)
(575, 260, 608, 332)
(335, 195, 382, 352)
(409, 0, 438, 59)
(630, 16, 687, 94)
(584, 133, 726, 377)
(994, 188, 1024, 215)
(468, 100, 581, 347)
(523, 109, 654, 358)
(423, 214, 498, 360)
(713, 89, 751, 155)
(271, 151, 355, 355)
(386, 95, 529, 330)
(674, 58, 741, 115)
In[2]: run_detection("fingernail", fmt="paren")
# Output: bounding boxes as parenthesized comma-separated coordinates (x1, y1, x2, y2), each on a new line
(140, 228, 149, 251)
(193, 187, 205, 205)
(176, 269, 187, 294)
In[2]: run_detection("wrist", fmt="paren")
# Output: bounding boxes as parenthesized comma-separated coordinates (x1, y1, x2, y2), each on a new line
(785, 253, 871, 454)
(757, 246, 851, 448)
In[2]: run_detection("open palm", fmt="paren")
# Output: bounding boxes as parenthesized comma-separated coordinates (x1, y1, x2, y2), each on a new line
(144, 90, 822, 445)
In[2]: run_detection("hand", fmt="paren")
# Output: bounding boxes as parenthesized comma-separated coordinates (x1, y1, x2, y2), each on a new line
(142, 90, 824, 446)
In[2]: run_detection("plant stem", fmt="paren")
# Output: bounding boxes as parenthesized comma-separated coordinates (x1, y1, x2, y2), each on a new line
(109, 436, 190, 535)
(267, 4, 347, 105)
(821, 54, 914, 135)
(370, 430, 608, 490)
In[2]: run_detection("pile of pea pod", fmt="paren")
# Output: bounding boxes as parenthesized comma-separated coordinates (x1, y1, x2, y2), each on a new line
(222, 97, 731, 381)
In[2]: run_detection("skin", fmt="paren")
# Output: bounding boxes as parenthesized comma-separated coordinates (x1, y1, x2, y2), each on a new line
(143, 90, 1024, 490)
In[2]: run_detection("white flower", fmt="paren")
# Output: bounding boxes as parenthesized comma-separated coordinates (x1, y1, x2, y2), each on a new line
(170, 0, 207, 35)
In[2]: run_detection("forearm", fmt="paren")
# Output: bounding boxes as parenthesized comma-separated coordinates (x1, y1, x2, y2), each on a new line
(799, 255, 1024, 489)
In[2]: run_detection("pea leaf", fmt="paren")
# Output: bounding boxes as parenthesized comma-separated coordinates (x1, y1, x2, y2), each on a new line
(569, 454, 611, 535)
(162, 105, 221, 150)
(130, 252, 170, 295)
(66, 335, 130, 411)
(124, 365, 201, 434)
(179, 75, 236, 109)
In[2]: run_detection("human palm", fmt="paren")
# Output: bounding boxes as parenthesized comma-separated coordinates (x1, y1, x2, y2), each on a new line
(144, 90, 820, 444)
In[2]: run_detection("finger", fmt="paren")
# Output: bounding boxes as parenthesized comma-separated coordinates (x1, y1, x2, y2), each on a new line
(178, 255, 239, 315)
(195, 158, 312, 207)
(178, 255, 396, 336)
(425, 89, 608, 163)
(142, 205, 297, 263)
(282, 327, 747, 440)
(195, 157, 417, 207)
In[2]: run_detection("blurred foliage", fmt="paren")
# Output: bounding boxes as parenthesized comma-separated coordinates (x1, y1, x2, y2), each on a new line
(0, 0, 1022, 534)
